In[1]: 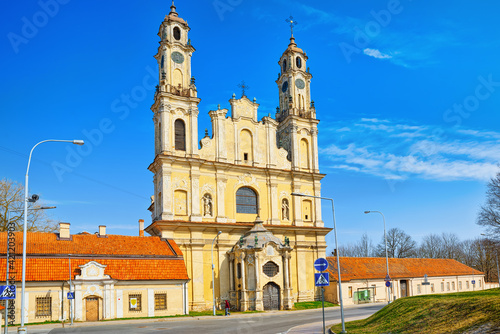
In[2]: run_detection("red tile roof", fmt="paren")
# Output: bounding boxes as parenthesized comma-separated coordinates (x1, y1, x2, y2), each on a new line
(326, 257, 483, 282)
(0, 232, 188, 281)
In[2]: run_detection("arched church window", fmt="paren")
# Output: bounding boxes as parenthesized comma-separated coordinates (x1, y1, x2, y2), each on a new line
(202, 194, 213, 217)
(236, 187, 257, 214)
(296, 56, 302, 68)
(174, 119, 186, 151)
(263, 261, 279, 278)
(282, 198, 289, 220)
(282, 59, 287, 73)
(173, 27, 181, 40)
(161, 55, 164, 69)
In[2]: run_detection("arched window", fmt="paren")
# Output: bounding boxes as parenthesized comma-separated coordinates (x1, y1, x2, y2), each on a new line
(173, 27, 181, 40)
(161, 55, 164, 69)
(236, 187, 257, 214)
(282, 59, 287, 73)
(174, 119, 186, 151)
(296, 56, 302, 68)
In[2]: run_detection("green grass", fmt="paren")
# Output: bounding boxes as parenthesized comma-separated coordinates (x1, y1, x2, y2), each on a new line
(294, 301, 337, 310)
(330, 288, 500, 334)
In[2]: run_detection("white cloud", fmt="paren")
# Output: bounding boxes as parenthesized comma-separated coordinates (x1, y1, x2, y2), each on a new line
(363, 48, 392, 59)
(319, 119, 500, 182)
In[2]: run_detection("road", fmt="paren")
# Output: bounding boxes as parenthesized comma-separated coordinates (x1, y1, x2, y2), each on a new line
(5, 304, 385, 334)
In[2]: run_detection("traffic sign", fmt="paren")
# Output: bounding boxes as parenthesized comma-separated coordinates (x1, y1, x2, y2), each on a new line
(472, 280, 476, 285)
(315, 273, 330, 286)
(385, 281, 391, 288)
(384, 275, 391, 282)
(0, 285, 16, 300)
(314, 258, 329, 272)
(67, 292, 75, 300)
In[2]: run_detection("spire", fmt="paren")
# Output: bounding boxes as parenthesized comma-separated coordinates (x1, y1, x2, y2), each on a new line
(285, 16, 298, 46)
(169, 0, 178, 16)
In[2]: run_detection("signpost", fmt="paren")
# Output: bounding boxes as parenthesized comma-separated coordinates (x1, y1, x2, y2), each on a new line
(385, 281, 391, 288)
(0, 286, 16, 300)
(314, 258, 329, 334)
(67, 292, 75, 300)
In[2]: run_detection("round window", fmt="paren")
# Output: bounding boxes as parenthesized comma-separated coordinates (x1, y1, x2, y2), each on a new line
(263, 261, 279, 278)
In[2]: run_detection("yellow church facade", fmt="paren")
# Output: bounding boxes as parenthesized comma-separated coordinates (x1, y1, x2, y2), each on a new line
(145, 3, 331, 311)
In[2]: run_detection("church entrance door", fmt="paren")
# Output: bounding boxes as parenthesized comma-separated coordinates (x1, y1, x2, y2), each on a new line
(263, 282, 280, 310)
(86, 297, 99, 321)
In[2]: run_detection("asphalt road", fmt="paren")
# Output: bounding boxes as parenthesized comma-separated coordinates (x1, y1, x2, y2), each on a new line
(16, 304, 385, 334)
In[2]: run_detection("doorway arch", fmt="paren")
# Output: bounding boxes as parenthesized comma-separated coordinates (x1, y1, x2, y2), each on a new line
(263, 282, 280, 310)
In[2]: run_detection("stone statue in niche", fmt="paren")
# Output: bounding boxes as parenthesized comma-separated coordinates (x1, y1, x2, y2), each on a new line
(202, 194, 213, 217)
(282, 199, 290, 220)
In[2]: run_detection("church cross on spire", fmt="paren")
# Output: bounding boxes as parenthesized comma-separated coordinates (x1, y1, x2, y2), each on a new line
(285, 16, 298, 38)
(237, 80, 250, 97)
(169, 0, 178, 16)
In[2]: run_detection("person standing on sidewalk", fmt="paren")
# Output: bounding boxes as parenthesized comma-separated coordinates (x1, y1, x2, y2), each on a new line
(225, 300, 230, 316)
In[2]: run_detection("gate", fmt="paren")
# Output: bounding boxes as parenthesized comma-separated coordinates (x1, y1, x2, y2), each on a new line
(86, 297, 99, 321)
(263, 282, 280, 310)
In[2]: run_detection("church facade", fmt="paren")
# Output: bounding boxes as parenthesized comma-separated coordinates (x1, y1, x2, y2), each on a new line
(145, 3, 331, 311)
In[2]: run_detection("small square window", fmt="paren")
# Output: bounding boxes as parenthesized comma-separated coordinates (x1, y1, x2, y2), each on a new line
(155, 293, 167, 311)
(244, 153, 248, 161)
(129, 294, 142, 312)
(431, 284, 435, 293)
(36, 297, 52, 317)
(348, 287, 353, 298)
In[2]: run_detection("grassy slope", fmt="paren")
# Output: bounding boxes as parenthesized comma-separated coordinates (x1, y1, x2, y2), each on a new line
(330, 288, 500, 334)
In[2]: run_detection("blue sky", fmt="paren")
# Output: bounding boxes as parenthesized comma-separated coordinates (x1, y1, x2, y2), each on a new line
(1, 0, 499, 254)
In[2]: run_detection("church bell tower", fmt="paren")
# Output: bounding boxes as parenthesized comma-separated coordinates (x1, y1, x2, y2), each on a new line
(276, 18, 319, 173)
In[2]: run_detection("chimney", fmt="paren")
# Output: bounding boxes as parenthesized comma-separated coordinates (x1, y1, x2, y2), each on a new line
(139, 219, 144, 237)
(59, 222, 70, 240)
(98, 225, 106, 237)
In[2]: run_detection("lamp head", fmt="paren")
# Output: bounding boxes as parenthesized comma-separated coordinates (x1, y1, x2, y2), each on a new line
(73, 140, 85, 146)
(291, 192, 305, 197)
(217, 231, 222, 235)
(364, 211, 371, 214)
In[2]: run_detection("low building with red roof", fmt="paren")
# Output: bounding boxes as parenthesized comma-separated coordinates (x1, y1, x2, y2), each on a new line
(0, 222, 189, 324)
(324, 257, 492, 306)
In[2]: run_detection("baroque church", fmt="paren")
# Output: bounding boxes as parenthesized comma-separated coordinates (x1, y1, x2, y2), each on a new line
(145, 2, 331, 311)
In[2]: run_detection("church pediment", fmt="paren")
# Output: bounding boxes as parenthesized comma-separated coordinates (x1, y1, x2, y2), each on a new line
(230, 96, 260, 122)
(76, 261, 111, 280)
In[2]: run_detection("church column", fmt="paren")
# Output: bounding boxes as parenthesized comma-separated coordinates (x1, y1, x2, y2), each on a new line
(190, 243, 206, 311)
(240, 253, 247, 311)
(255, 254, 263, 311)
(283, 252, 292, 309)
(233, 123, 240, 164)
(229, 253, 235, 291)
(292, 182, 303, 226)
(159, 104, 171, 153)
(189, 108, 199, 157)
(190, 167, 202, 222)
(269, 177, 280, 225)
(161, 168, 174, 220)
(216, 175, 227, 223)
(264, 118, 277, 168)
(290, 125, 300, 171)
(311, 128, 319, 173)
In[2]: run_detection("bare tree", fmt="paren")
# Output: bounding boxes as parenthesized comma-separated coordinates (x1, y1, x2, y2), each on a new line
(477, 169, 500, 239)
(0, 179, 57, 232)
(375, 227, 417, 258)
(337, 233, 375, 257)
(418, 234, 443, 258)
(441, 233, 462, 260)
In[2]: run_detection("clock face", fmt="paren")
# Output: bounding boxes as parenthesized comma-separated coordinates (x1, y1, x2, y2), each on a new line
(295, 79, 305, 89)
(282, 81, 288, 93)
(171, 51, 184, 64)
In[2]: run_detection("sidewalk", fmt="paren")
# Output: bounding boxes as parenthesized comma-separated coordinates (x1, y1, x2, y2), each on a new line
(2, 302, 384, 333)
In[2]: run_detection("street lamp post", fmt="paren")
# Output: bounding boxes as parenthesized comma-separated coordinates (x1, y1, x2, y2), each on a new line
(19, 139, 84, 334)
(291, 193, 346, 334)
(5, 207, 55, 334)
(364, 210, 391, 303)
(211, 231, 222, 316)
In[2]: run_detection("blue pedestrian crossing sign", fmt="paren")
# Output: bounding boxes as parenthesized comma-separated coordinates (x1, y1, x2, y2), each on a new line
(0, 285, 16, 300)
(67, 292, 75, 300)
(315, 272, 330, 286)
(314, 258, 329, 272)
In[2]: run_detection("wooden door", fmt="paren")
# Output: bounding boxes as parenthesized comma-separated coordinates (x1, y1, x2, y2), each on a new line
(400, 280, 408, 298)
(86, 297, 99, 321)
(263, 283, 280, 310)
